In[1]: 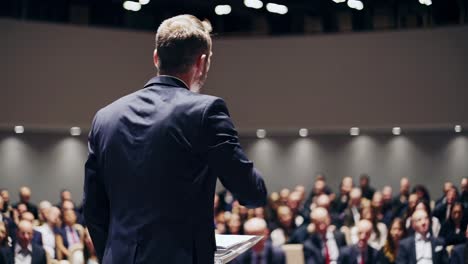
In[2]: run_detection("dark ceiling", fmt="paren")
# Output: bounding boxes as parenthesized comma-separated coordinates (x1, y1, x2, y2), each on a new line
(1, 0, 467, 36)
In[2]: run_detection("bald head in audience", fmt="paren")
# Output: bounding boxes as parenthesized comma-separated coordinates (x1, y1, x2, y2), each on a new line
(311, 207, 330, 236)
(349, 188, 362, 206)
(17, 220, 34, 249)
(244, 217, 269, 251)
(314, 194, 331, 211)
(341, 177, 354, 195)
(356, 219, 373, 249)
(19, 186, 32, 204)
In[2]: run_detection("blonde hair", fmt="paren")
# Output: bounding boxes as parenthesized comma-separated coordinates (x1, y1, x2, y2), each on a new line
(155, 14, 212, 75)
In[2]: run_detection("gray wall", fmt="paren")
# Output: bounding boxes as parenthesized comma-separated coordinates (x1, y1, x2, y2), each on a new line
(1, 19, 468, 132)
(1, 19, 467, 205)
(1, 132, 467, 205)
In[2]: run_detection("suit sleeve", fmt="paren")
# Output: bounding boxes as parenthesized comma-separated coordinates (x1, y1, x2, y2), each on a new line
(83, 114, 110, 261)
(449, 246, 461, 264)
(395, 242, 409, 264)
(201, 98, 267, 208)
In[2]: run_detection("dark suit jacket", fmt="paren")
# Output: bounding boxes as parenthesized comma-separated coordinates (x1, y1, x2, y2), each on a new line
(83, 76, 267, 264)
(395, 235, 449, 264)
(231, 241, 286, 264)
(439, 220, 467, 246)
(338, 245, 379, 264)
(303, 231, 347, 264)
(2, 243, 47, 264)
(449, 242, 468, 264)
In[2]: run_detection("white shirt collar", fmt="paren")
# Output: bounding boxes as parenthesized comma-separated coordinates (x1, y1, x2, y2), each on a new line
(15, 243, 32, 255)
(415, 232, 430, 241)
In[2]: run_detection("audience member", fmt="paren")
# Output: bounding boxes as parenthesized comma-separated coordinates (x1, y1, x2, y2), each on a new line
(434, 186, 459, 224)
(392, 178, 411, 218)
(360, 174, 376, 200)
(377, 218, 407, 264)
(460, 177, 468, 209)
(449, 229, 468, 264)
(38, 200, 52, 225)
(338, 219, 379, 264)
(332, 177, 354, 214)
(56, 189, 72, 209)
(3, 220, 47, 264)
(14, 187, 38, 219)
(303, 207, 346, 264)
(439, 202, 467, 246)
(83, 228, 99, 264)
(396, 209, 448, 264)
(342, 188, 363, 227)
(227, 213, 243, 235)
(35, 206, 60, 259)
(56, 209, 83, 260)
(19, 212, 43, 246)
(270, 206, 295, 246)
(0, 190, 13, 219)
(232, 218, 286, 264)
(435, 182, 455, 207)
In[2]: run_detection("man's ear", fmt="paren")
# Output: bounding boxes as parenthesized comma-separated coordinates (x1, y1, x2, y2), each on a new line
(196, 54, 207, 76)
(153, 49, 159, 67)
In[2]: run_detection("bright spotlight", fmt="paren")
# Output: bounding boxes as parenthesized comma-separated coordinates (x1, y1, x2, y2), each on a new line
(244, 0, 263, 9)
(256, 129, 267, 139)
(123, 1, 141, 11)
(14, 126, 24, 134)
(215, 5, 232, 15)
(299, 128, 308, 137)
(139, 0, 150, 5)
(266, 3, 288, 14)
(455, 125, 462, 133)
(350, 127, 360, 136)
(392, 127, 401, 135)
(70, 127, 82, 136)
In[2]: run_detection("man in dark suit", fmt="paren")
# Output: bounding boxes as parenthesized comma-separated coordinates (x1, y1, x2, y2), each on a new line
(83, 14, 267, 264)
(304, 207, 347, 264)
(338, 219, 378, 264)
(450, 241, 468, 264)
(232, 218, 286, 264)
(433, 186, 458, 225)
(359, 174, 375, 201)
(3, 220, 47, 264)
(396, 209, 449, 264)
(13, 187, 38, 220)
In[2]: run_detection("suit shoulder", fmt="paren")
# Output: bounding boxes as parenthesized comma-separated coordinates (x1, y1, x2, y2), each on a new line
(399, 236, 413, 246)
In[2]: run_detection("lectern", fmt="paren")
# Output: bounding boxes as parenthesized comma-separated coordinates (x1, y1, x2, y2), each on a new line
(214, 234, 263, 264)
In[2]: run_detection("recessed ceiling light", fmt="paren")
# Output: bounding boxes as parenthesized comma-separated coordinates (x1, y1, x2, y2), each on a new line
(70, 127, 81, 136)
(14, 126, 24, 134)
(350, 127, 360, 136)
(455, 125, 462, 133)
(392, 127, 401, 135)
(256, 129, 266, 139)
(299, 128, 308, 137)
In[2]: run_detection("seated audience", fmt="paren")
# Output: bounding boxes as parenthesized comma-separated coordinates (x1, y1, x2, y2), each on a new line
(439, 202, 467, 246)
(303, 207, 346, 264)
(332, 177, 354, 214)
(56, 209, 84, 260)
(232, 218, 286, 264)
(359, 174, 376, 201)
(35, 206, 60, 259)
(449, 229, 468, 264)
(405, 200, 441, 237)
(2, 220, 47, 264)
(0, 190, 14, 219)
(13, 187, 38, 220)
(342, 188, 363, 228)
(37, 201, 52, 226)
(392, 178, 411, 218)
(19, 212, 43, 246)
(435, 182, 454, 207)
(338, 219, 379, 264)
(227, 213, 243, 235)
(396, 209, 448, 264)
(270, 206, 296, 246)
(433, 186, 459, 225)
(377, 218, 407, 264)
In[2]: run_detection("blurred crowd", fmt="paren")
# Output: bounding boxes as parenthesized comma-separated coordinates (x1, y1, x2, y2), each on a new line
(218, 175, 468, 264)
(1, 174, 467, 264)
(0, 188, 97, 264)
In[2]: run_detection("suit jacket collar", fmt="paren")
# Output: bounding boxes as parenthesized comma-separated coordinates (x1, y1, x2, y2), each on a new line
(144, 75, 189, 90)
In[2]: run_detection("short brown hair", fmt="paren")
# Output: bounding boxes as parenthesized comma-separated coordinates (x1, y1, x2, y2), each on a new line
(155, 15, 212, 74)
